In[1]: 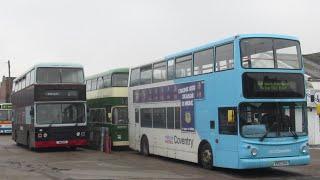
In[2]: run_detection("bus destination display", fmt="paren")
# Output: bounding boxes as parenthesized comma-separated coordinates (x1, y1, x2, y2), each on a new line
(243, 73, 305, 98)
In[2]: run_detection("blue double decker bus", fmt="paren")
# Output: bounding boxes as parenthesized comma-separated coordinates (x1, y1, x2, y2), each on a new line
(128, 34, 310, 169)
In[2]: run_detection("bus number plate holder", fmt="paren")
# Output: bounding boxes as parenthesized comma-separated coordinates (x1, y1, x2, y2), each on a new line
(56, 140, 68, 144)
(273, 160, 289, 167)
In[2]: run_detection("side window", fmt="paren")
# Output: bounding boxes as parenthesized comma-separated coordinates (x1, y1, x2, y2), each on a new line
(141, 108, 152, 128)
(167, 59, 175, 80)
(21, 77, 26, 89)
(153, 61, 167, 83)
(86, 80, 92, 91)
(103, 75, 111, 88)
(194, 48, 213, 75)
(91, 78, 97, 91)
(153, 108, 166, 128)
(135, 108, 139, 123)
(30, 69, 35, 84)
(175, 55, 192, 78)
(140, 65, 152, 85)
(175, 107, 181, 129)
(97, 77, 103, 89)
(17, 81, 21, 91)
(89, 108, 106, 124)
(167, 107, 174, 129)
(12, 82, 16, 92)
(218, 107, 237, 135)
(26, 72, 31, 87)
(130, 68, 140, 86)
(215, 43, 234, 71)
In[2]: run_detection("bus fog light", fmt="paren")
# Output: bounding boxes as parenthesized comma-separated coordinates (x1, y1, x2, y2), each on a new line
(251, 148, 258, 156)
(43, 133, 48, 138)
(76, 132, 80, 136)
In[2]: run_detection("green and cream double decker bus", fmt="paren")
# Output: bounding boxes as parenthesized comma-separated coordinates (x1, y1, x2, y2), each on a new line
(86, 68, 129, 148)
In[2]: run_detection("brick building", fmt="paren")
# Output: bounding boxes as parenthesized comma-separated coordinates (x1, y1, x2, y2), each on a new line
(0, 76, 15, 103)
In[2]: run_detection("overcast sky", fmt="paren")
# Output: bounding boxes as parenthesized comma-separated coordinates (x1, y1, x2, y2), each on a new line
(0, 0, 319, 77)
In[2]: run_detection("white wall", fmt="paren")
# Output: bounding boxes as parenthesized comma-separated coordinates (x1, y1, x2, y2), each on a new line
(307, 108, 320, 145)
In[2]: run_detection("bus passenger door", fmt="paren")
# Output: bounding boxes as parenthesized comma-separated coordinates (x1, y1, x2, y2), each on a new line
(133, 108, 141, 150)
(214, 107, 239, 169)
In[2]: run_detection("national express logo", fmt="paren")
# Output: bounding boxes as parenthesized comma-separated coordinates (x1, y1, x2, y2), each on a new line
(165, 135, 194, 148)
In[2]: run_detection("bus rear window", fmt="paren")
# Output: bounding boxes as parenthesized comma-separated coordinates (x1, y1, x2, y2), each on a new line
(241, 38, 301, 69)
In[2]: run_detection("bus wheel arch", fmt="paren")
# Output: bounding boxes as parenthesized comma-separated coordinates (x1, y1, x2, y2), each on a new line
(198, 140, 213, 169)
(140, 134, 149, 156)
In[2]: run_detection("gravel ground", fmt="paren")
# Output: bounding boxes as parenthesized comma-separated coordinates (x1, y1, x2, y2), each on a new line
(0, 135, 319, 180)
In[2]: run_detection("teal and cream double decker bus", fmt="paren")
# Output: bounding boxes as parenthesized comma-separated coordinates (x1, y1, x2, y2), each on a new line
(86, 68, 129, 148)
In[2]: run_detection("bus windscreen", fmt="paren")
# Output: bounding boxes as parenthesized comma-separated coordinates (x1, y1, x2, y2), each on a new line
(36, 103, 85, 125)
(0, 110, 9, 121)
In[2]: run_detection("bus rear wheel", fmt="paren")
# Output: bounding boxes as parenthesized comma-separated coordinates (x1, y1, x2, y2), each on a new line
(199, 143, 213, 169)
(140, 136, 149, 156)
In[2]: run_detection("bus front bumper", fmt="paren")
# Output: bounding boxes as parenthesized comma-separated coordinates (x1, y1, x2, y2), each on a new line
(34, 139, 87, 148)
(0, 128, 12, 134)
(238, 155, 310, 169)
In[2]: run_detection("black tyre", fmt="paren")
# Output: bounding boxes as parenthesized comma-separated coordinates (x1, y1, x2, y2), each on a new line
(14, 131, 21, 146)
(199, 143, 213, 169)
(27, 134, 33, 151)
(140, 136, 149, 156)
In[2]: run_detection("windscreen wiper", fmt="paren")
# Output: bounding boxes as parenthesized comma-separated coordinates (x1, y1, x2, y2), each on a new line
(289, 128, 298, 139)
(260, 122, 277, 142)
(260, 129, 270, 142)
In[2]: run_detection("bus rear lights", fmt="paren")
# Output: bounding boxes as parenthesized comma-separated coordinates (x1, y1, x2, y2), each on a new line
(251, 148, 258, 156)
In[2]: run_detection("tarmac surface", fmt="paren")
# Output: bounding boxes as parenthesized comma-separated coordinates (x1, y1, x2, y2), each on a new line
(0, 135, 319, 180)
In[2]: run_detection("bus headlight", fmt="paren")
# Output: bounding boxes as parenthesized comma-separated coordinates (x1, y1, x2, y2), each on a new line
(76, 132, 80, 137)
(301, 146, 309, 154)
(43, 133, 48, 138)
(81, 132, 85, 137)
(251, 148, 258, 156)
(38, 133, 43, 138)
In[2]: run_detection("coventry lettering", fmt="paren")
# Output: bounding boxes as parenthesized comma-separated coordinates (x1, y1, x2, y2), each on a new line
(174, 136, 194, 148)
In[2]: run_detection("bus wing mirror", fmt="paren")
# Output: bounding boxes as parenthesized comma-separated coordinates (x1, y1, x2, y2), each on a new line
(227, 109, 235, 124)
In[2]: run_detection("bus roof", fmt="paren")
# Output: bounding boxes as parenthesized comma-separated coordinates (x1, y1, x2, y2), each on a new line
(86, 68, 129, 80)
(14, 62, 84, 82)
(131, 33, 299, 69)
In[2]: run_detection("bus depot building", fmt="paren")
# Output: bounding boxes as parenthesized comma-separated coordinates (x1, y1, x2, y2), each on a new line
(304, 52, 320, 145)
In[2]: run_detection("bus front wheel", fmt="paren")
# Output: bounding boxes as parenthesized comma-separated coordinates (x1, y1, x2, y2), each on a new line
(140, 136, 149, 156)
(199, 143, 213, 169)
